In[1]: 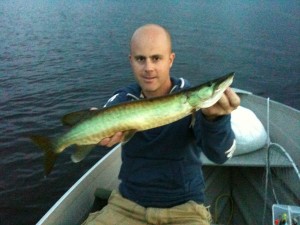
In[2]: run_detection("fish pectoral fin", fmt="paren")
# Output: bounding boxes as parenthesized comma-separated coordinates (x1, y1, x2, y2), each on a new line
(71, 145, 96, 163)
(61, 109, 100, 126)
(190, 110, 196, 128)
(121, 130, 137, 144)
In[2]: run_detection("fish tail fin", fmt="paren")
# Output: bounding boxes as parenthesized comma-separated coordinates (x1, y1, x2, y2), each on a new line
(30, 135, 58, 177)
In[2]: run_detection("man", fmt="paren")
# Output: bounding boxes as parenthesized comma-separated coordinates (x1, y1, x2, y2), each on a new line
(83, 24, 240, 225)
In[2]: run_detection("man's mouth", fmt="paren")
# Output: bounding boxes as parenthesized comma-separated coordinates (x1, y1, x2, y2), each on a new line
(143, 76, 156, 82)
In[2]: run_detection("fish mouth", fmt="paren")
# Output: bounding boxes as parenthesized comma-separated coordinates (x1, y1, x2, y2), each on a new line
(215, 72, 234, 91)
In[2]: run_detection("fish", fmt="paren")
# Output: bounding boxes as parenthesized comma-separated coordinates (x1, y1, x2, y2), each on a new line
(30, 72, 234, 176)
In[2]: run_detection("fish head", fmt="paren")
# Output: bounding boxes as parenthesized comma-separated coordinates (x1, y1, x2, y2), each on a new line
(194, 72, 234, 109)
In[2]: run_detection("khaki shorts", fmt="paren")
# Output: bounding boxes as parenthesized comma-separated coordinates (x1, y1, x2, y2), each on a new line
(82, 190, 211, 225)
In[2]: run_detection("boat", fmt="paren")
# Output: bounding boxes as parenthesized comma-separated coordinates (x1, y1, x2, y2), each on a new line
(36, 90, 300, 225)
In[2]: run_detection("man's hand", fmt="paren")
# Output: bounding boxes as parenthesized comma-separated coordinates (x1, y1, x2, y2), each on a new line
(99, 131, 124, 147)
(201, 87, 240, 121)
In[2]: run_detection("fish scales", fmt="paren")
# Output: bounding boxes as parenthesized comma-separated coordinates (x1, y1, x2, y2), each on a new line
(64, 93, 190, 147)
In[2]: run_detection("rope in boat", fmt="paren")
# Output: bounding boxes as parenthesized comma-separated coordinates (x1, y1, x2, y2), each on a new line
(262, 97, 270, 225)
(213, 194, 234, 225)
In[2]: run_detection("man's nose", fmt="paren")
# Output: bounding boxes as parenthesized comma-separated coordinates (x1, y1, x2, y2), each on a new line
(144, 59, 154, 72)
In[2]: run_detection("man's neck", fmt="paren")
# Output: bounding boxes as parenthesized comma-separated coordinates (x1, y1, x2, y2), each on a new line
(141, 79, 173, 98)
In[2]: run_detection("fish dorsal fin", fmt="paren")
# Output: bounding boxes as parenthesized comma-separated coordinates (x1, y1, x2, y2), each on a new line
(71, 145, 96, 163)
(61, 109, 100, 126)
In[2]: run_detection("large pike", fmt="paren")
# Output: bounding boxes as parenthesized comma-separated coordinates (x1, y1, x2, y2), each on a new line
(30, 72, 234, 175)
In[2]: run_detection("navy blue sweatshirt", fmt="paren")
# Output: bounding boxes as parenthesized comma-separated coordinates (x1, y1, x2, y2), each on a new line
(104, 77, 235, 208)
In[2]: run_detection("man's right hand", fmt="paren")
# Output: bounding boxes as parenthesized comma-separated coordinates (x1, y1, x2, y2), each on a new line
(99, 131, 124, 147)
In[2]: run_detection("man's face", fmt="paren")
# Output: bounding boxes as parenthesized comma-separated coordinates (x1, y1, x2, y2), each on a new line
(129, 27, 175, 98)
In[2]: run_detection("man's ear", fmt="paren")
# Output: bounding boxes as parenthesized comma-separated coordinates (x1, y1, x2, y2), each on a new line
(169, 52, 175, 68)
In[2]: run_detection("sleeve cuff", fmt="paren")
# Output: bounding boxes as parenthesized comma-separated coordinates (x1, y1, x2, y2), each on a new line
(225, 139, 236, 158)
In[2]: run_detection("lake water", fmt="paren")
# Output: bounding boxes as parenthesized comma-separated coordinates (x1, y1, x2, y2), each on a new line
(0, 1, 299, 224)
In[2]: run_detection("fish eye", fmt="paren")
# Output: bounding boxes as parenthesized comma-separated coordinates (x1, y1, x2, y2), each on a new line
(207, 81, 213, 87)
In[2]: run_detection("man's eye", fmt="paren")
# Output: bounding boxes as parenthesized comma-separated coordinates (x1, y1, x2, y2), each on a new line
(136, 57, 145, 62)
(152, 56, 161, 62)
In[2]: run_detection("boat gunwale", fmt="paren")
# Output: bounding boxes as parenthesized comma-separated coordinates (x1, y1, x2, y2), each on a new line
(36, 144, 122, 225)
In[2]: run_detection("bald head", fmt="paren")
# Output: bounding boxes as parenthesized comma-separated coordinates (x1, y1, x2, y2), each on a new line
(130, 24, 172, 53)
(128, 24, 176, 98)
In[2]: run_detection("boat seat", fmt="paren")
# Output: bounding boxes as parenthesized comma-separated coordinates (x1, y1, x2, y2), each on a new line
(89, 188, 112, 213)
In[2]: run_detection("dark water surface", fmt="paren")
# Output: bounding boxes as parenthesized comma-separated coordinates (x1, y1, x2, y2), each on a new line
(0, 1, 299, 224)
